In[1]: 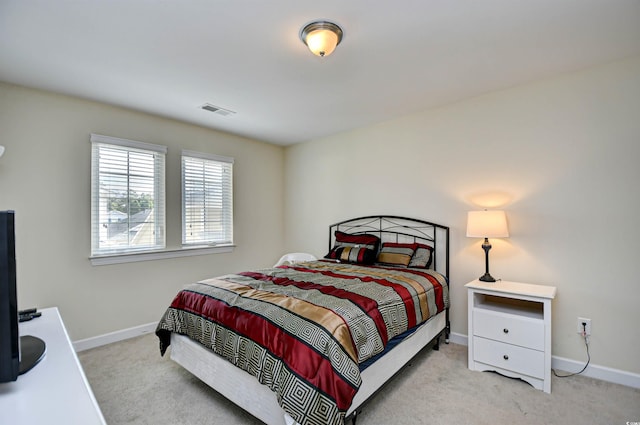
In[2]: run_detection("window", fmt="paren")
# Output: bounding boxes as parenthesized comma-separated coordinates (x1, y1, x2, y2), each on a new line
(90, 134, 166, 256)
(182, 150, 233, 246)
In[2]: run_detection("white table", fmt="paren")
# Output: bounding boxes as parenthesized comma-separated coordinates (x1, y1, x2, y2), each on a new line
(0, 307, 106, 424)
(466, 279, 557, 393)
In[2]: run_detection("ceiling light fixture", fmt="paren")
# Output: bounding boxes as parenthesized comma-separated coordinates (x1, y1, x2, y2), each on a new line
(299, 20, 343, 57)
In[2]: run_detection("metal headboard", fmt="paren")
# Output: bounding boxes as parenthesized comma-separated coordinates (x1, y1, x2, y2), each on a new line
(328, 215, 450, 277)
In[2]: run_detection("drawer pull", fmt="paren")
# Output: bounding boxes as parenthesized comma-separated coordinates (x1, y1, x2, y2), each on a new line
(503, 328, 509, 334)
(503, 355, 509, 360)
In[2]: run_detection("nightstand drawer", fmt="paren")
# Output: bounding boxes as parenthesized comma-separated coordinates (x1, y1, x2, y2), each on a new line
(474, 308, 544, 350)
(473, 336, 545, 379)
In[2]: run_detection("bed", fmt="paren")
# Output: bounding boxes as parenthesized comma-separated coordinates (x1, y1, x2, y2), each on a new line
(156, 215, 450, 425)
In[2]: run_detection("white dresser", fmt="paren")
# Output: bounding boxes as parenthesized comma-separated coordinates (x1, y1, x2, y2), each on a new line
(466, 279, 557, 393)
(0, 307, 106, 424)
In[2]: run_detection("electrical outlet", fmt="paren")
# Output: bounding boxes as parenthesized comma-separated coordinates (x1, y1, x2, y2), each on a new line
(577, 317, 591, 336)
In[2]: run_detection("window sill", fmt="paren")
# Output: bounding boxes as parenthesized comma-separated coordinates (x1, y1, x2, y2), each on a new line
(90, 244, 235, 266)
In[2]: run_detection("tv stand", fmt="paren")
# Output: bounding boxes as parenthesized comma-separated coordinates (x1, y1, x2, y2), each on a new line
(18, 334, 46, 375)
(0, 307, 106, 424)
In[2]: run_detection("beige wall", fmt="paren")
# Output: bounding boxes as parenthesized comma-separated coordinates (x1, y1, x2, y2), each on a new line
(284, 55, 640, 374)
(0, 82, 285, 340)
(2, 55, 638, 375)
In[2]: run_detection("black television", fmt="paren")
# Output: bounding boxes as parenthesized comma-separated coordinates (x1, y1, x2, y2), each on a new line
(0, 210, 46, 383)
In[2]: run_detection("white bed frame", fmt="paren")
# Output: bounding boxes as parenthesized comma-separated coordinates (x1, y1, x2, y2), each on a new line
(170, 311, 445, 425)
(167, 216, 450, 424)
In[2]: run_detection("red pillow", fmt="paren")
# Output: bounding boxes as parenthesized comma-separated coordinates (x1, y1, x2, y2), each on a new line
(334, 230, 380, 250)
(324, 231, 381, 261)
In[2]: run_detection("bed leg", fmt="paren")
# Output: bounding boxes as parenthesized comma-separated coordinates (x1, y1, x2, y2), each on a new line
(445, 308, 451, 344)
(433, 333, 440, 351)
(351, 410, 358, 425)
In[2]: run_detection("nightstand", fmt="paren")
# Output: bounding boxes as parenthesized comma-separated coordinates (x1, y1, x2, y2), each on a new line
(465, 279, 557, 393)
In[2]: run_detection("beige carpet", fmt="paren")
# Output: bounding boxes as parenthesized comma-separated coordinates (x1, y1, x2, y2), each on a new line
(78, 333, 640, 424)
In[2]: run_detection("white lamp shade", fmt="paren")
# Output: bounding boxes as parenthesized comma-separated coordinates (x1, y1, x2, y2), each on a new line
(305, 28, 339, 57)
(466, 210, 509, 238)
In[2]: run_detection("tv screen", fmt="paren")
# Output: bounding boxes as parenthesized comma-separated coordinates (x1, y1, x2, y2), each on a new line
(0, 210, 46, 383)
(0, 210, 20, 382)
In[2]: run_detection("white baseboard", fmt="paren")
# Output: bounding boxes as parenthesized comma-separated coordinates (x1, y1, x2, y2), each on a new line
(449, 333, 640, 390)
(73, 322, 158, 352)
(448, 331, 468, 346)
(551, 355, 640, 389)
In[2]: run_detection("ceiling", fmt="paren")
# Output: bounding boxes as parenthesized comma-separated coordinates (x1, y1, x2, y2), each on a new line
(1, 1, 639, 146)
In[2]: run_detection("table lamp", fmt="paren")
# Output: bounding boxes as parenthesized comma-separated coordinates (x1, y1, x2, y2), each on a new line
(466, 210, 509, 282)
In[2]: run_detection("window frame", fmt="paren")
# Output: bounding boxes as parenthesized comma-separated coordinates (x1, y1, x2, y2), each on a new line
(90, 133, 167, 258)
(181, 150, 234, 247)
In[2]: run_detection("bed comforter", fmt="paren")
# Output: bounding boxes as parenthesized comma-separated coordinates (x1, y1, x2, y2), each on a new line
(156, 260, 448, 425)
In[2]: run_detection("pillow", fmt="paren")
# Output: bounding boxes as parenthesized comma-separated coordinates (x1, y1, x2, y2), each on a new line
(408, 243, 433, 269)
(333, 230, 380, 251)
(324, 231, 381, 263)
(377, 242, 418, 267)
(325, 246, 377, 264)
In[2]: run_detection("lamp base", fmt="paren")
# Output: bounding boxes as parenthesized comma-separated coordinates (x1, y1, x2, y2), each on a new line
(479, 238, 497, 282)
(478, 272, 496, 282)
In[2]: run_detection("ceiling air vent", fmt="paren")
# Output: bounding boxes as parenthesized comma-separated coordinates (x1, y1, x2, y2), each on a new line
(200, 103, 236, 117)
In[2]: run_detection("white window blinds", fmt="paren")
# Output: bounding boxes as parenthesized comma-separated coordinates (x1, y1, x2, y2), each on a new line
(182, 150, 234, 246)
(90, 134, 166, 256)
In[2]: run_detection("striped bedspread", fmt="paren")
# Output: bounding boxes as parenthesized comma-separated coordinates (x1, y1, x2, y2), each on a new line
(156, 260, 448, 425)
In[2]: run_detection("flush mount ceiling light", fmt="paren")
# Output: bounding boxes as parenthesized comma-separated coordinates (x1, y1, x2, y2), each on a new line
(299, 20, 343, 57)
